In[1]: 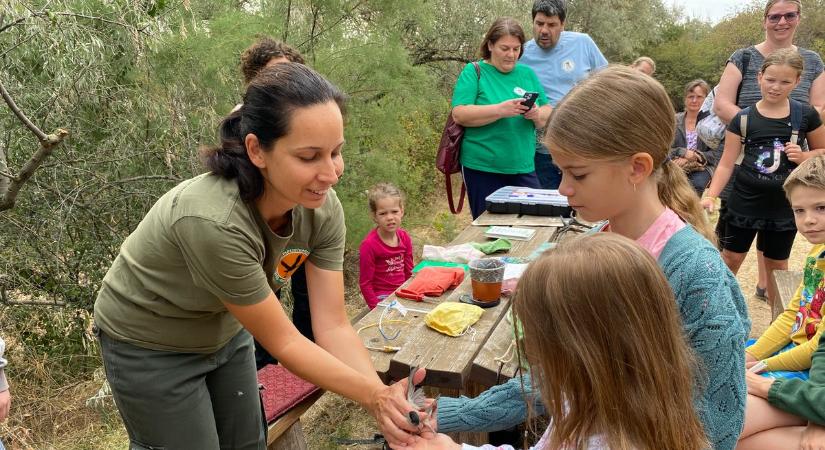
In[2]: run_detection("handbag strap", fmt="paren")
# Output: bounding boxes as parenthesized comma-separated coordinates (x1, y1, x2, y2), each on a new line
(445, 172, 466, 214)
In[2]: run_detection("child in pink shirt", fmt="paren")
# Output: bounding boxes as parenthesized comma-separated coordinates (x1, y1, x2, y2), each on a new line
(359, 183, 413, 309)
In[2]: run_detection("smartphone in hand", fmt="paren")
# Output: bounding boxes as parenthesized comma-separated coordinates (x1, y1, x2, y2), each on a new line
(520, 92, 539, 110)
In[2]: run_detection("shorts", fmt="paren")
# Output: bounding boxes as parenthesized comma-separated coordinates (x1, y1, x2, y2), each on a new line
(719, 222, 796, 260)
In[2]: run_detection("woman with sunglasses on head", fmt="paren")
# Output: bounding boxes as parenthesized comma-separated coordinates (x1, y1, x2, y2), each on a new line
(712, 0, 824, 306)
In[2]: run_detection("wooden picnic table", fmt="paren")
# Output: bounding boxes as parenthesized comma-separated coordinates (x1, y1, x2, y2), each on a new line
(354, 212, 559, 442)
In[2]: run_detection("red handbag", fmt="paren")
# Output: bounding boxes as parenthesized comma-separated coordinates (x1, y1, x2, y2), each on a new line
(436, 62, 480, 214)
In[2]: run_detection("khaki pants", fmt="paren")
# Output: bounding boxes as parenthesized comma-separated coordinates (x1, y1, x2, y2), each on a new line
(97, 327, 265, 450)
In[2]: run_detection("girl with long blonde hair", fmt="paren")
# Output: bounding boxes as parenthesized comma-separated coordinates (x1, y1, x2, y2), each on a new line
(546, 65, 750, 449)
(401, 234, 707, 450)
(435, 66, 750, 449)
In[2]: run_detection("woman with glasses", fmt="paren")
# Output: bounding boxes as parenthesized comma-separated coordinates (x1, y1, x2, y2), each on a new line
(711, 0, 824, 306)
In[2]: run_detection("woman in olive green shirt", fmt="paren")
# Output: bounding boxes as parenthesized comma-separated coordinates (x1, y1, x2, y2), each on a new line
(94, 63, 426, 449)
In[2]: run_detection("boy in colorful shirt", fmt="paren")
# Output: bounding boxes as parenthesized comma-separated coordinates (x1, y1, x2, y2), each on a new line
(737, 155, 825, 448)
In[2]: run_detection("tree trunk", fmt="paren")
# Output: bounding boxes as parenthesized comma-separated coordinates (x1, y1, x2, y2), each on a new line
(0, 142, 8, 198)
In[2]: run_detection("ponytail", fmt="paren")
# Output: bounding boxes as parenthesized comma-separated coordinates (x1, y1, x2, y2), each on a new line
(657, 161, 716, 245)
(200, 109, 265, 202)
(201, 62, 345, 202)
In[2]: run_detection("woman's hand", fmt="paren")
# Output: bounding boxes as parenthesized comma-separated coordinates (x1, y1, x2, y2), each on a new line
(390, 433, 462, 450)
(684, 150, 699, 161)
(745, 352, 758, 363)
(800, 423, 825, 450)
(673, 157, 689, 168)
(745, 371, 774, 398)
(496, 99, 529, 119)
(523, 104, 539, 121)
(786, 142, 805, 164)
(367, 368, 430, 447)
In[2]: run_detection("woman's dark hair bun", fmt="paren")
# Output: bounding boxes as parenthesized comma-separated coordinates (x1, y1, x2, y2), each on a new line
(203, 63, 346, 202)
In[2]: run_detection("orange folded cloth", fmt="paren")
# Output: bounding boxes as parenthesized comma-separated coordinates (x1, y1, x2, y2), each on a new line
(396, 267, 465, 301)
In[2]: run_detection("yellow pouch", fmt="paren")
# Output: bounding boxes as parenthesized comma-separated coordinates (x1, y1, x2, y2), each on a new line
(425, 302, 484, 337)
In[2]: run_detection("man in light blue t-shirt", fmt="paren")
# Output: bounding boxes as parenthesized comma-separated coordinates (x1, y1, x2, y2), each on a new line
(520, 0, 608, 188)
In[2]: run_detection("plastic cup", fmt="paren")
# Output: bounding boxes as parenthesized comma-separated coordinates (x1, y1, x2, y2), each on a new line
(468, 259, 505, 303)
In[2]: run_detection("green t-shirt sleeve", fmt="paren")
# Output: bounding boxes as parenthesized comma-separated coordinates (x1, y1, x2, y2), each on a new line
(172, 216, 271, 305)
(307, 191, 346, 271)
(451, 63, 480, 107)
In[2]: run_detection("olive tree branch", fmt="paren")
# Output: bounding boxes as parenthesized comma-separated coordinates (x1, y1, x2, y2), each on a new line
(0, 78, 70, 211)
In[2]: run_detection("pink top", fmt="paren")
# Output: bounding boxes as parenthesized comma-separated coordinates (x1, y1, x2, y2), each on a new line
(635, 208, 686, 259)
(597, 208, 686, 259)
(358, 228, 414, 309)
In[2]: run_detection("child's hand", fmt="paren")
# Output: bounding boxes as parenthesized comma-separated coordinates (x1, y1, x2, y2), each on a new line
(745, 352, 758, 363)
(785, 142, 805, 164)
(745, 359, 763, 372)
(800, 423, 825, 450)
(0, 389, 10, 422)
(700, 197, 717, 213)
(745, 371, 774, 398)
(390, 434, 461, 450)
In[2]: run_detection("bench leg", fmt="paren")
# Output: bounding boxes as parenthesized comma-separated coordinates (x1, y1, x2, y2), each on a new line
(268, 420, 307, 450)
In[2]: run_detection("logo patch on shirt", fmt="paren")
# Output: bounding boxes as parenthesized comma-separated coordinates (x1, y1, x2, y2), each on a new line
(513, 86, 526, 96)
(275, 248, 310, 284)
(562, 59, 575, 73)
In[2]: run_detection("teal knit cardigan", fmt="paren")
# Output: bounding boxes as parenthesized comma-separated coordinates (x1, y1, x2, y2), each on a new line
(437, 226, 751, 450)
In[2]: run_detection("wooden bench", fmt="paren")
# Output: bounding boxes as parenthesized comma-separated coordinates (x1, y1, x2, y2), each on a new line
(257, 307, 370, 449)
(258, 364, 324, 450)
(770, 270, 803, 320)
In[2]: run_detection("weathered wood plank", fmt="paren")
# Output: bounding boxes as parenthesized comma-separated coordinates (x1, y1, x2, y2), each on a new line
(354, 225, 487, 381)
(473, 212, 564, 227)
(471, 305, 519, 387)
(266, 389, 324, 449)
(388, 294, 511, 388)
(387, 227, 556, 389)
(771, 270, 803, 320)
(268, 420, 307, 450)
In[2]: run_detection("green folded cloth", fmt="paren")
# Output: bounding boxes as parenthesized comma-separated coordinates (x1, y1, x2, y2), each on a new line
(413, 260, 469, 273)
(470, 238, 512, 255)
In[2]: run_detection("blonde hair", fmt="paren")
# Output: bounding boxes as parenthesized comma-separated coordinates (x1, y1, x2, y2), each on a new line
(513, 233, 707, 450)
(784, 154, 825, 197)
(631, 56, 656, 74)
(760, 47, 804, 77)
(764, 0, 801, 18)
(367, 182, 404, 213)
(544, 65, 716, 243)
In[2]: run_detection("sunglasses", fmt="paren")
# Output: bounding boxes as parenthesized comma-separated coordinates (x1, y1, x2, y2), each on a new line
(766, 11, 799, 24)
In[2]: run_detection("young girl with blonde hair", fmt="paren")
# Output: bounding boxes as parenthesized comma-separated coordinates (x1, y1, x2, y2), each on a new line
(702, 48, 825, 315)
(359, 182, 413, 309)
(435, 65, 750, 450)
(402, 233, 708, 450)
